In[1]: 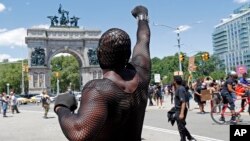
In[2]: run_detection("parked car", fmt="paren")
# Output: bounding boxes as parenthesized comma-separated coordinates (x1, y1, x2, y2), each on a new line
(16, 95, 29, 105)
(30, 95, 42, 103)
(20, 93, 39, 99)
(49, 94, 56, 102)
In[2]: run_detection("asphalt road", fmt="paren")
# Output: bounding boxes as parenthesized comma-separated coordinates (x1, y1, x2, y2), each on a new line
(0, 99, 249, 141)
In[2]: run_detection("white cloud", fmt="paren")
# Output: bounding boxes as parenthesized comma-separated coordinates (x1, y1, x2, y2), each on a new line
(31, 24, 50, 29)
(0, 28, 7, 32)
(0, 24, 49, 48)
(0, 3, 6, 12)
(0, 54, 23, 62)
(0, 28, 27, 47)
(174, 25, 191, 33)
(234, 0, 250, 3)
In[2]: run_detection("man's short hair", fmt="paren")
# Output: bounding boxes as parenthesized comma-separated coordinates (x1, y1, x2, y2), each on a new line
(174, 76, 182, 85)
(97, 28, 131, 70)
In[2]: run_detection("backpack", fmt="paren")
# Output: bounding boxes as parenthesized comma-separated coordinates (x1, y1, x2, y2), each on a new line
(42, 96, 50, 105)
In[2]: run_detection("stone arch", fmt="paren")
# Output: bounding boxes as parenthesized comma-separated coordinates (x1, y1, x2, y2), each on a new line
(47, 48, 85, 68)
(25, 27, 101, 95)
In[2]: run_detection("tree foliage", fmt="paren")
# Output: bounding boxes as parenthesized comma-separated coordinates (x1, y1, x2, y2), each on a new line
(0, 52, 226, 93)
(50, 55, 80, 93)
(151, 52, 226, 84)
(0, 60, 28, 94)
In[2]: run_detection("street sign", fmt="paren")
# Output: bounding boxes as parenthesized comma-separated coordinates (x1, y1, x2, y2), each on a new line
(154, 74, 161, 83)
(188, 56, 196, 72)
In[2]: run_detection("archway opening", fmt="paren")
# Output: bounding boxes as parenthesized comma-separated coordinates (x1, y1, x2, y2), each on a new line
(50, 53, 81, 94)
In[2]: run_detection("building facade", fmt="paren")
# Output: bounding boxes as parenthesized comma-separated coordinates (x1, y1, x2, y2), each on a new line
(213, 3, 250, 73)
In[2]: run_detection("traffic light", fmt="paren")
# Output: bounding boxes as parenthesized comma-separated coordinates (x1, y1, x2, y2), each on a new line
(205, 52, 210, 60)
(22, 65, 26, 72)
(25, 66, 29, 73)
(179, 54, 185, 62)
(22, 65, 29, 72)
(55, 72, 60, 78)
(202, 52, 210, 61)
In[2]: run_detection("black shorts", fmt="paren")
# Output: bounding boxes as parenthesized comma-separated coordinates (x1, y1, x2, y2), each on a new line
(156, 93, 162, 99)
(194, 95, 205, 104)
(221, 92, 235, 110)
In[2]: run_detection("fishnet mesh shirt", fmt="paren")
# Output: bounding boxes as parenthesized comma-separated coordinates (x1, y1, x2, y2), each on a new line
(56, 20, 150, 141)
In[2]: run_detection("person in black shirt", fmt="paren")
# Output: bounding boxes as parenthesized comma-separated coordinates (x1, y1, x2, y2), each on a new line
(220, 71, 238, 124)
(194, 78, 206, 114)
(173, 76, 196, 141)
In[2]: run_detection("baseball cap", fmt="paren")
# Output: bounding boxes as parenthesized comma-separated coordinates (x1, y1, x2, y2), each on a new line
(229, 71, 237, 76)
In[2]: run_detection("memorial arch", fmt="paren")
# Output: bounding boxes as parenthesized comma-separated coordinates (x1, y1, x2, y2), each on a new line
(25, 5, 102, 94)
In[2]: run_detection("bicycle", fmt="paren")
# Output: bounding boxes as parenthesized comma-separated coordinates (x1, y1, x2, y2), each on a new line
(210, 95, 250, 125)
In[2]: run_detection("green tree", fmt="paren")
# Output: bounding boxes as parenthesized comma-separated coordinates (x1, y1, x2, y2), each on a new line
(50, 55, 80, 93)
(0, 60, 28, 94)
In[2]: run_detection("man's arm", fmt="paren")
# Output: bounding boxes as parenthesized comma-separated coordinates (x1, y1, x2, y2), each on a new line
(179, 102, 186, 120)
(179, 88, 187, 120)
(131, 6, 151, 81)
(55, 88, 108, 141)
(227, 83, 235, 93)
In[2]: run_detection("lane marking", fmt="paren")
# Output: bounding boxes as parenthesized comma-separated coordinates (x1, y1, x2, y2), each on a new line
(143, 125, 224, 141)
(21, 110, 224, 141)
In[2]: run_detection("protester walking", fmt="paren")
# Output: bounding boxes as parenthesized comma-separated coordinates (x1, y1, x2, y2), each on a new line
(148, 85, 154, 106)
(0, 93, 3, 114)
(173, 76, 196, 141)
(41, 91, 50, 118)
(2, 92, 9, 117)
(10, 91, 20, 114)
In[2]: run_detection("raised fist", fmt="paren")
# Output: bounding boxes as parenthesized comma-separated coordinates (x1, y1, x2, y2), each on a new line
(131, 5, 148, 19)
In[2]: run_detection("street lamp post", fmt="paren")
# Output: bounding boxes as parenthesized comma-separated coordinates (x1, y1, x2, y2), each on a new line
(6, 83, 10, 95)
(153, 21, 201, 73)
(153, 23, 183, 72)
(176, 30, 182, 72)
(57, 78, 60, 96)
(55, 72, 60, 96)
(21, 60, 25, 95)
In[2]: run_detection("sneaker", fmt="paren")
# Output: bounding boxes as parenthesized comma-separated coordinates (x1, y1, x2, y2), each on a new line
(189, 137, 197, 141)
(230, 119, 237, 124)
(219, 116, 225, 121)
(230, 116, 237, 124)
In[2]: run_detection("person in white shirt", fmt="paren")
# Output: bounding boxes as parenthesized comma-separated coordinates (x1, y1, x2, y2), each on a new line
(10, 91, 20, 114)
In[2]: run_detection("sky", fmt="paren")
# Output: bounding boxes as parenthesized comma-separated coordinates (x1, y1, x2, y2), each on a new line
(0, 0, 249, 62)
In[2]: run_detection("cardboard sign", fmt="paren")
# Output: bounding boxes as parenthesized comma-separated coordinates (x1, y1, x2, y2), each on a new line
(236, 65, 247, 76)
(201, 89, 211, 101)
(154, 74, 161, 83)
(188, 56, 196, 72)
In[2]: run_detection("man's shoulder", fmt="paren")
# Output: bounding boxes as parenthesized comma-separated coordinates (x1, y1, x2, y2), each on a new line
(83, 79, 113, 92)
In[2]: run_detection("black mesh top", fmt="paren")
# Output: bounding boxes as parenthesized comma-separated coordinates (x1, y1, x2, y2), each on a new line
(56, 20, 150, 141)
